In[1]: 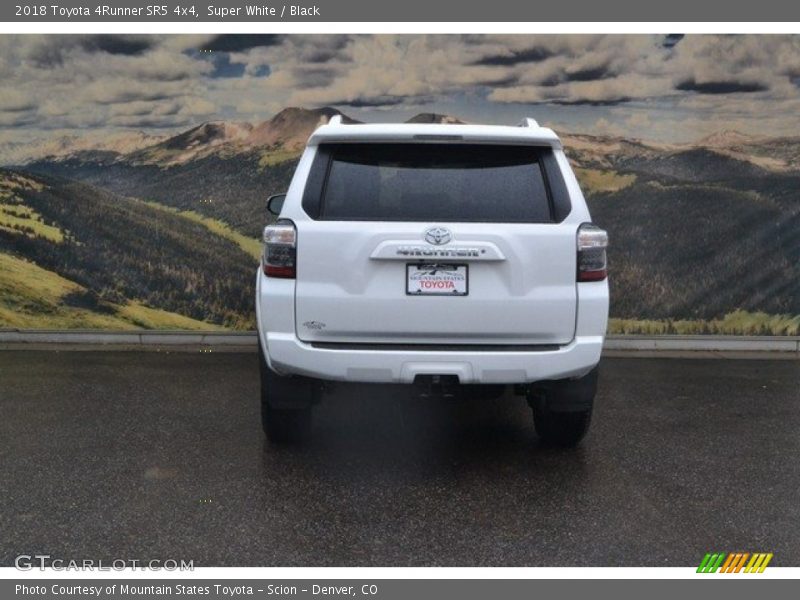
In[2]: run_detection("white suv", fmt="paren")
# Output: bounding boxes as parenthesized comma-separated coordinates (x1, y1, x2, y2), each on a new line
(256, 116, 609, 446)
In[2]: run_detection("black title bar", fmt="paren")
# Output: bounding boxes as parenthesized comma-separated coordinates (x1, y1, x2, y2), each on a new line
(4, 0, 800, 22)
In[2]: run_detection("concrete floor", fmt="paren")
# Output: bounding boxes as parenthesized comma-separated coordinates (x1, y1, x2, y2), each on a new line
(1, 351, 798, 566)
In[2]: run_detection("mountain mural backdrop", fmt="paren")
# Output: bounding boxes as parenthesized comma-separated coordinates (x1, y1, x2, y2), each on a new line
(1, 107, 799, 334)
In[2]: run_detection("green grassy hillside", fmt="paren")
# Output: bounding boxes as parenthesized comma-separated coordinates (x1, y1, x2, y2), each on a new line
(588, 179, 800, 321)
(0, 252, 223, 330)
(141, 200, 261, 260)
(0, 169, 257, 329)
(29, 152, 296, 238)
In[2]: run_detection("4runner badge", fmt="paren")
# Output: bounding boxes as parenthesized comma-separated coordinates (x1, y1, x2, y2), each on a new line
(424, 227, 452, 245)
(302, 321, 326, 330)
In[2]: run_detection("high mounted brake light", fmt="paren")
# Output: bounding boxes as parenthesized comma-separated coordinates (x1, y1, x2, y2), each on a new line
(262, 220, 296, 278)
(577, 223, 608, 282)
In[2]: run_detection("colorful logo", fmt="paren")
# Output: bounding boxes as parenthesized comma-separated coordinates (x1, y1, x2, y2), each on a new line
(697, 552, 773, 573)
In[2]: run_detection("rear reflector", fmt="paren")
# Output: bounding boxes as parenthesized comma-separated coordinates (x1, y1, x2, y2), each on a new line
(263, 220, 297, 278)
(577, 223, 608, 282)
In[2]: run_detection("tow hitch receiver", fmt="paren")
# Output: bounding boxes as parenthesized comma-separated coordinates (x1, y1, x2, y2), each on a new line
(413, 374, 460, 399)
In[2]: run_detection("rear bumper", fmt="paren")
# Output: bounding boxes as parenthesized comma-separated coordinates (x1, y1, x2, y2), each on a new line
(263, 332, 604, 384)
(255, 268, 608, 385)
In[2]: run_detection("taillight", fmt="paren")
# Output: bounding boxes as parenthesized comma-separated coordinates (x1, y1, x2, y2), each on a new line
(262, 220, 296, 278)
(577, 223, 608, 282)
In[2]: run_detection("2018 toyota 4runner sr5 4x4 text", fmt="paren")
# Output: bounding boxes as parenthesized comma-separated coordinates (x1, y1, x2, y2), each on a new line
(256, 116, 609, 447)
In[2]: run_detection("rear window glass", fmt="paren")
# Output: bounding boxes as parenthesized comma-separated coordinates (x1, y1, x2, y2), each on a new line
(315, 143, 553, 222)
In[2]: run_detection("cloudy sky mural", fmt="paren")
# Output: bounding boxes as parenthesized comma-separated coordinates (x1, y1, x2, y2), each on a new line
(2, 34, 800, 145)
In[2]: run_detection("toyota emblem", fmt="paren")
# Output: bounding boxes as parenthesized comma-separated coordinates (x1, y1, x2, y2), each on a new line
(424, 227, 452, 245)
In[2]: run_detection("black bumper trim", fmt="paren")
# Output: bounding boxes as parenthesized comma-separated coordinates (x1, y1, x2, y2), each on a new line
(309, 342, 561, 352)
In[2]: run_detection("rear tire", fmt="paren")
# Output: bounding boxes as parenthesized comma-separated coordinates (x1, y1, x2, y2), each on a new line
(258, 340, 315, 444)
(262, 403, 312, 444)
(533, 408, 592, 447)
(530, 367, 597, 447)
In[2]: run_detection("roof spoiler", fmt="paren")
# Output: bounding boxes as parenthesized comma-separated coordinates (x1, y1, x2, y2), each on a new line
(517, 117, 539, 128)
(328, 115, 343, 126)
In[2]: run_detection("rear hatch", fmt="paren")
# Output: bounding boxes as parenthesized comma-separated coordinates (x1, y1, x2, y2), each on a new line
(294, 143, 577, 346)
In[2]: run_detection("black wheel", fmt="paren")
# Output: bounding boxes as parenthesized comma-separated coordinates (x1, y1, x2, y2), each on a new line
(258, 340, 315, 444)
(262, 402, 312, 444)
(529, 367, 597, 447)
(533, 407, 592, 447)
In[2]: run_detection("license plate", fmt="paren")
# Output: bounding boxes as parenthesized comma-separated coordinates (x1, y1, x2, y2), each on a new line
(406, 263, 468, 296)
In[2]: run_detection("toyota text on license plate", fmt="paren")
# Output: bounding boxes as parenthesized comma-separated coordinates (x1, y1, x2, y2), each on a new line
(406, 263, 468, 296)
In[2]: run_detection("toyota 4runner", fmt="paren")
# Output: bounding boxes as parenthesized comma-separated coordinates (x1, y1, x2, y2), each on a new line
(256, 116, 609, 446)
